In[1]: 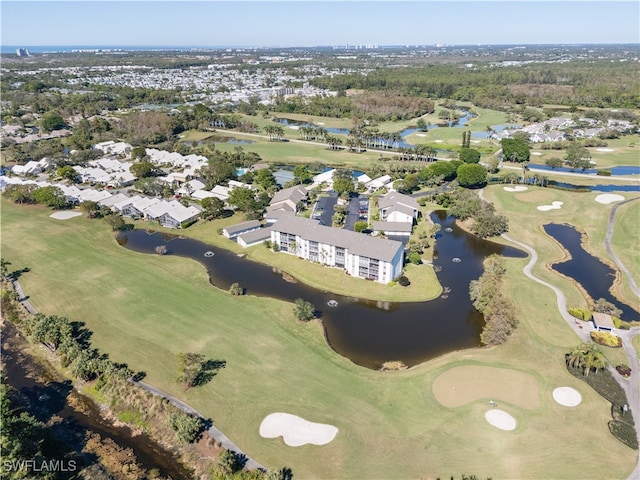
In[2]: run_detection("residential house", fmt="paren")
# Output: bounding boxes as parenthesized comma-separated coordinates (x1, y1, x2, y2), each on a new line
(157, 204, 200, 229)
(365, 175, 392, 192)
(378, 192, 419, 224)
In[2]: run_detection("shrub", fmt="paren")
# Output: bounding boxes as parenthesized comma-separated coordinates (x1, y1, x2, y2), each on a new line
(380, 360, 408, 371)
(408, 252, 421, 265)
(568, 308, 591, 321)
(155, 245, 167, 255)
(168, 411, 204, 444)
(229, 283, 243, 296)
(293, 298, 315, 321)
(616, 364, 632, 377)
(397, 275, 410, 287)
(609, 420, 639, 449)
(596, 170, 612, 176)
(590, 330, 622, 348)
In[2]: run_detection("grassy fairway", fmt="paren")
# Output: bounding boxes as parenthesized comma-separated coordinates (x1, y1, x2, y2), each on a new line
(1, 199, 637, 479)
(611, 199, 640, 304)
(484, 185, 640, 314)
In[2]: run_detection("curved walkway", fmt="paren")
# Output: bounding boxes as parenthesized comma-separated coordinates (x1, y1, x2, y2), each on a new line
(133, 381, 265, 471)
(11, 279, 265, 472)
(478, 188, 640, 479)
(604, 197, 640, 298)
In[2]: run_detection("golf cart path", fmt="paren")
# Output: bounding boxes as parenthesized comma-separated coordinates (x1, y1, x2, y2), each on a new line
(478, 189, 640, 479)
(132, 380, 265, 471)
(11, 279, 265, 472)
(604, 197, 640, 298)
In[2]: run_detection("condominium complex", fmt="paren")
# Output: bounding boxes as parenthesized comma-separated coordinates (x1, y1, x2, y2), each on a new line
(270, 215, 404, 284)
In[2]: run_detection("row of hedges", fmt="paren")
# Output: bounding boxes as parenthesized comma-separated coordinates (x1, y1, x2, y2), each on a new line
(568, 308, 591, 321)
(590, 330, 623, 347)
(566, 363, 637, 449)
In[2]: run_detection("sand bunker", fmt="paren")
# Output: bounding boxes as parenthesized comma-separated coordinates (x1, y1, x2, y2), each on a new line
(537, 201, 563, 211)
(434, 140, 443, 143)
(595, 148, 614, 152)
(503, 186, 528, 192)
(485, 409, 517, 431)
(531, 152, 542, 156)
(595, 194, 624, 204)
(50, 211, 83, 220)
(259, 413, 338, 447)
(416, 133, 426, 137)
(553, 387, 582, 407)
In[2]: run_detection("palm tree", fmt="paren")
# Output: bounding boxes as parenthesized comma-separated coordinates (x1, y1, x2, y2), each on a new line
(263, 125, 275, 141)
(566, 343, 607, 376)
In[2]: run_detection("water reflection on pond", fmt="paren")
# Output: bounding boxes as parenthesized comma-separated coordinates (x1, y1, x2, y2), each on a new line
(544, 223, 639, 321)
(117, 212, 526, 369)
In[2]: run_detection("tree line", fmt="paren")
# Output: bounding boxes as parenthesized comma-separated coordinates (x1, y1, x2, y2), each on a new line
(469, 255, 518, 345)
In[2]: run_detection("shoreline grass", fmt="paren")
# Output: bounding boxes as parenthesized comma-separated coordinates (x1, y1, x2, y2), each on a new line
(1, 195, 637, 479)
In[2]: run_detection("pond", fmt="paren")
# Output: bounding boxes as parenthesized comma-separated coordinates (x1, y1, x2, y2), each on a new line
(548, 181, 640, 193)
(274, 111, 475, 150)
(528, 164, 639, 176)
(183, 135, 255, 146)
(116, 212, 526, 369)
(543, 223, 639, 322)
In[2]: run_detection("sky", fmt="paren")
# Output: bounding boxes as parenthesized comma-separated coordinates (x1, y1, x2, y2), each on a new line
(1, 1, 639, 48)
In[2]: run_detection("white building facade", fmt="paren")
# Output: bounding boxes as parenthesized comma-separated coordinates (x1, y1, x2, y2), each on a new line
(270, 216, 404, 284)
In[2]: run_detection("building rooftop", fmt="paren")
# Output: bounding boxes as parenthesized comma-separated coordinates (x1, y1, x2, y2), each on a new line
(273, 215, 403, 262)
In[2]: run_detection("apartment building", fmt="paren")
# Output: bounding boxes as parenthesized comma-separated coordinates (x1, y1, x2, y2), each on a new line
(270, 215, 404, 284)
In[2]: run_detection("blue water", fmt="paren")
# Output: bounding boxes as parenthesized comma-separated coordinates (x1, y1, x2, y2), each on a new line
(236, 168, 249, 177)
(551, 182, 640, 192)
(529, 163, 640, 176)
(275, 110, 476, 150)
(610, 166, 640, 175)
(529, 163, 599, 174)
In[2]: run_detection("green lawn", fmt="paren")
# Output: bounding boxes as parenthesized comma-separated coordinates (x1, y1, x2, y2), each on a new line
(611, 199, 640, 305)
(130, 213, 442, 303)
(1, 198, 637, 479)
(483, 185, 640, 314)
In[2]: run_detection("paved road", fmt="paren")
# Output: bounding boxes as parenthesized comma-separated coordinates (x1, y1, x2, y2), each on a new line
(479, 189, 640, 479)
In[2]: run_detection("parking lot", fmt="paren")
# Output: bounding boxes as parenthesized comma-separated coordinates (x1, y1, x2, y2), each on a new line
(311, 192, 338, 226)
(344, 194, 369, 231)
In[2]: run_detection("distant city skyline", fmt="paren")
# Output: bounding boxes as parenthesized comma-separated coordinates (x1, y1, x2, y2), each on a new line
(2, 1, 639, 48)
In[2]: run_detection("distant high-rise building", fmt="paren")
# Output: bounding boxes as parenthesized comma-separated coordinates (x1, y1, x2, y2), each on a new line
(16, 48, 31, 57)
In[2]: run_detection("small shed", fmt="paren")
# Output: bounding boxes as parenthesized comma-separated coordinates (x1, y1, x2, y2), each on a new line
(592, 312, 615, 331)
